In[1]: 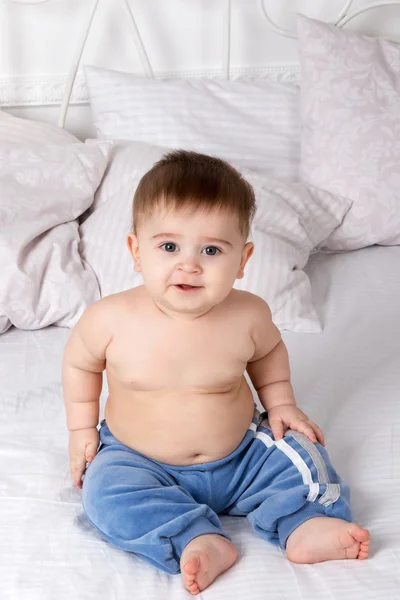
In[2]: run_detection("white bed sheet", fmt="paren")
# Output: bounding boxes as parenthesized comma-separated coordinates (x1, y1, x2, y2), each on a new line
(1, 246, 399, 599)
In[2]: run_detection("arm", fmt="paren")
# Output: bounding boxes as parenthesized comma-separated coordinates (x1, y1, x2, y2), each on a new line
(246, 297, 324, 444)
(62, 300, 112, 486)
(246, 300, 294, 411)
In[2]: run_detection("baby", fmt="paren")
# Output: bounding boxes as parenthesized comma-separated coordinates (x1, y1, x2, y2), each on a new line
(63, 151, 370, 595)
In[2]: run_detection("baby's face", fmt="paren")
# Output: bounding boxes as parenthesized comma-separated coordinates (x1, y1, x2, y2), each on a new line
(127, 207, 253, 317)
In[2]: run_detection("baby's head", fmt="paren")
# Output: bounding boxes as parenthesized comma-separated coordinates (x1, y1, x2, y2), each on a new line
(127, 150, 256, 317)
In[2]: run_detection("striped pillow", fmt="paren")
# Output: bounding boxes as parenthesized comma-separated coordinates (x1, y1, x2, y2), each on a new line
(84, 65, 301, 182)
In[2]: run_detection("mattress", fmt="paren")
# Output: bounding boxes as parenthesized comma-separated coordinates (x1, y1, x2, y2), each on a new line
(1, 245, 399, 599)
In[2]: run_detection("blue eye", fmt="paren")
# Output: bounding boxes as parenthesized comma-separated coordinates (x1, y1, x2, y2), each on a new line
(202, 246, 220, 256)
(161, 242, 177, 252)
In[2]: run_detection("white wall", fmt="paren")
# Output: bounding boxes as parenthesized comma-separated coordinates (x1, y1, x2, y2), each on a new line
(2, 0, 400, 139)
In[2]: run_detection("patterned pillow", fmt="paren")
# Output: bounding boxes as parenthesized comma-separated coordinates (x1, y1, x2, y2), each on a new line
(298, 14, 400, 250)
(0, 110, 78, 144)
(0, 140, 110, 334)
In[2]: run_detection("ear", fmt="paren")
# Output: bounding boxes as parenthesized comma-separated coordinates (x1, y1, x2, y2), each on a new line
(126, 233, 141, 272)
(236, 242, 254, 280)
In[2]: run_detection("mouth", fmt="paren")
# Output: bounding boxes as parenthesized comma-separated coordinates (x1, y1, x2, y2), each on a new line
(175, 284, 202, 292)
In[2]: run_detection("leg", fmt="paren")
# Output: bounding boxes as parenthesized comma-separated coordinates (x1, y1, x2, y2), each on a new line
(82, 425, 230, 577)
(226, 420, 370, 563)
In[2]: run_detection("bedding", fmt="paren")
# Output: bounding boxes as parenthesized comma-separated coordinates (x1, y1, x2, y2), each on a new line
(0, 109, 79, 144)
(1, 245, 399, 598)
(79, 141, 350, 333)
(0, 139, 111, 334)
(298, 14, 400, 250)
(84, 65, 301, 181)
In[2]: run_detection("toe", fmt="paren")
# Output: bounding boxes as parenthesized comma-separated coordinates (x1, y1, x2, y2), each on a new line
(350, 525, 370, 544)
(358, 541, 370, 559)
(188, 582, 200, 595)
(182, 553, 201, 594)
(184, 554, 200, 575)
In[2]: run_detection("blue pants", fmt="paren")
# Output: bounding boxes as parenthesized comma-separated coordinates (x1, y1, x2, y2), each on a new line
(82, 408, 352, 574)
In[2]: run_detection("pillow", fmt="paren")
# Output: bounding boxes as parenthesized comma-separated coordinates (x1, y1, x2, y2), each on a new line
(79, 142, 158, 298)
(0, 110, 79, 144)
(298, 14, 400, 250)
(79, 141, 351, 333)
(0, 140, 111, 334)
(84, 65, 301, 182)
(236, 170, 351, 331)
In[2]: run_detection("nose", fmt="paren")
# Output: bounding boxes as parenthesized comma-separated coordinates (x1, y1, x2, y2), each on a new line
(177, 254, 202, 274)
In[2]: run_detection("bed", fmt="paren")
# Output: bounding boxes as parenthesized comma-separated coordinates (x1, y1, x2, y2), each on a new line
(2, 246, 400, 599)
(1, 1, 400, 599)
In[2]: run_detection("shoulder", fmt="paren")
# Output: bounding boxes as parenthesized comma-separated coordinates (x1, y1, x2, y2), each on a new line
(80, 286, 145, 321)
(228, 289, 273, 320)
(228, 291, 281, 360)
(71, 286, 145, 348)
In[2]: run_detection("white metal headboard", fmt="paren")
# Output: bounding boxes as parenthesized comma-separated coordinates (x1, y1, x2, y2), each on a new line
(260, 0, 400, 35)
(10, 0, 400, 130)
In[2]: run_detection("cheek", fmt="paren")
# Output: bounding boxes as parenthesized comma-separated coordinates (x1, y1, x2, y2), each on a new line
(207, 256, 239, 281)
(141, 251, 175, 278)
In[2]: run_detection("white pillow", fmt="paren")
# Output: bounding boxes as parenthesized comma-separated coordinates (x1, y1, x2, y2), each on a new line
(0, 140, 111, 334)
(79, 142, 157, 298)
(0, 110, 78, 144)
(236, 171, 351, 331)
(298, 14, 400, 250)
(79, 142, 351, 333)
(84, 65, 301, 182)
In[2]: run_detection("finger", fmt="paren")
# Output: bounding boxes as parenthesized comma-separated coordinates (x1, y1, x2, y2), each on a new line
(72, 469, 84, 488)
(70, 455, 86, 487)
(70, 466, 85, 487)
(295, 422, 318, 443)
(269, 419, 285, 441)
(85, 442, 98, 463)
(312, 423, 325, 446)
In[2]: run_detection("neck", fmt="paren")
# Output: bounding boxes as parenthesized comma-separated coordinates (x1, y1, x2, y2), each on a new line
(152, 299, 211, 321)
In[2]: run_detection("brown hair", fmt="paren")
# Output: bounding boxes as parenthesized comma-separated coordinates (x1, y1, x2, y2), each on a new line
(132, 150, 256, 239)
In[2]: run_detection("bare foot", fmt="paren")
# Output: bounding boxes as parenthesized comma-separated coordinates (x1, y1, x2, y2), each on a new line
(286, 517, 370, 564)
(180, 534, 238, 595)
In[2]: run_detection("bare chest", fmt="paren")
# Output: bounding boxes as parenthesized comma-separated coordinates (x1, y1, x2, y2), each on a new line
(106, 320, 255, 391)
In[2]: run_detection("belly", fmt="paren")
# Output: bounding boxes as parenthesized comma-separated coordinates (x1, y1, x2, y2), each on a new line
(104, 377, 255, 465)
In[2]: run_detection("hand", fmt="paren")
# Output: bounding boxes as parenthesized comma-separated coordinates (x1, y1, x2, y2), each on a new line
(266, 404, 325, 446)
(69, 427, 99, 488)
